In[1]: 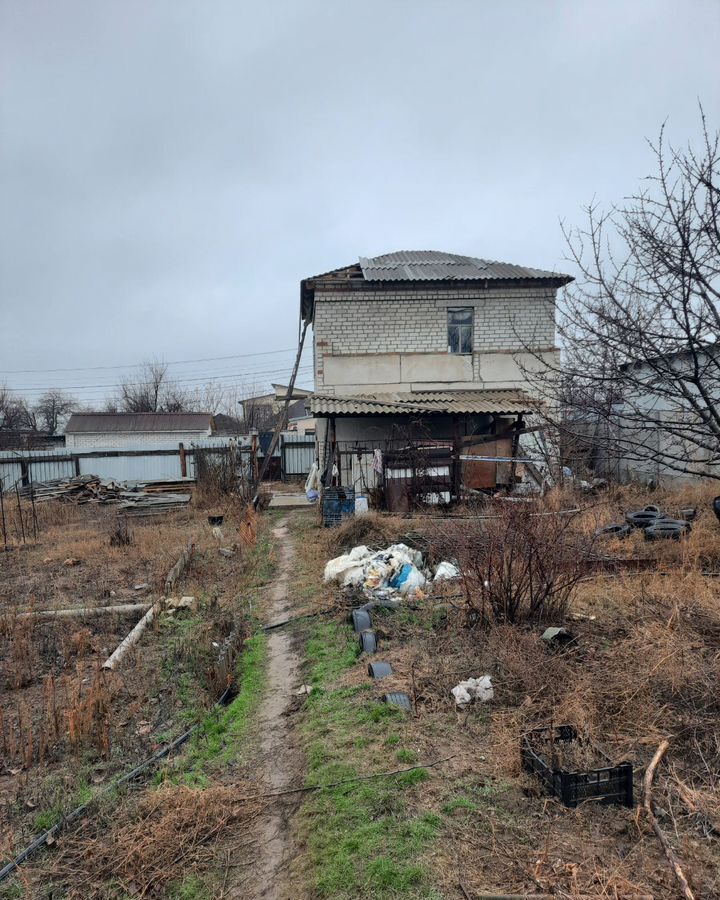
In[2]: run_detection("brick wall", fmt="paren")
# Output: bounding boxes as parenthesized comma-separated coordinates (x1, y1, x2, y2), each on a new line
(65, 430, 211, 449)
(312, 283, 557, 391)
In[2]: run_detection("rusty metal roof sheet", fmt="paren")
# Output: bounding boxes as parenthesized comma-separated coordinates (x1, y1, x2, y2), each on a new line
(358, 251, 570, 283)
(65, 412, 214, 434)
(309, 390, 534, 417)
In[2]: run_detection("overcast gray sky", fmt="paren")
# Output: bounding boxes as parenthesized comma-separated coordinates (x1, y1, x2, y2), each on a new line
(1, 0, 719, 406)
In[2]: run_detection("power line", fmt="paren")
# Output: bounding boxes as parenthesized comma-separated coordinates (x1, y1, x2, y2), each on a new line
(4, 367, 312, 402)
(2, 360, 313, 395)
(0, 346, 298, 376)
(9, 357, 305, 391)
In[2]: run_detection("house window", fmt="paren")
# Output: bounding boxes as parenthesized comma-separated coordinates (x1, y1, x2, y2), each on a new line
(448, 308, 473, 354)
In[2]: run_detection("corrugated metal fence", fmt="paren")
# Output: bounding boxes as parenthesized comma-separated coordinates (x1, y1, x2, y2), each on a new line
(281, 432, 316, 478)
(0, 433, 315, 489)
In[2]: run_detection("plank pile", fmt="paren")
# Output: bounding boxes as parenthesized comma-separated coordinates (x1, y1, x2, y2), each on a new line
(20, 475, 191, 515)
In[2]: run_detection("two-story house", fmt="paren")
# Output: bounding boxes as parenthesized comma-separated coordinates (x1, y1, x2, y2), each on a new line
(300, 250, 572, 500)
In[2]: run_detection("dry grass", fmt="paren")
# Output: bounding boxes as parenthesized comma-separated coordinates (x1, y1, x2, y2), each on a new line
(0, 494, 258, 873)
(324, 511, 409, 555)
(43, 783, 266, 898)
(309, 485, 720, 896)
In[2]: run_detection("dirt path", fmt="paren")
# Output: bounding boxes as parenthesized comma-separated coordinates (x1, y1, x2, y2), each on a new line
(230, 517, 305, 900)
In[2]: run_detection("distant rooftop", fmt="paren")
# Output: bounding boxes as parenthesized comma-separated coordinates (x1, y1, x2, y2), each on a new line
(65, 412, 214, 434)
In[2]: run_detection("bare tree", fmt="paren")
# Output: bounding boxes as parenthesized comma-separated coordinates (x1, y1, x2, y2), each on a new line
(183, 382, 227, 414)
(527, 109, 720, 481)
(33, 390, 77, 435)
(116, 360, 189, 413)
(0, 384, 36, 432)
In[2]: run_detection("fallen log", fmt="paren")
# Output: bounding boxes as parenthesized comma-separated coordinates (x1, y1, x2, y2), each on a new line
(164, 541, 194, 597)
(13, 603, 150, 620)
(644, 739, 696, 900)
(102, 602, 160, 671)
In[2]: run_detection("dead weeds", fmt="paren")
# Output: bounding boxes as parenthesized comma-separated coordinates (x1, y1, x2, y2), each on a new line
(44, 783, 266, 898)
(306, 486, 720, 896)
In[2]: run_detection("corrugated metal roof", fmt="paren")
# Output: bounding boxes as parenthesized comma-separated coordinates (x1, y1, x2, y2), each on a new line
(309, 390, 534, 416)
(65, 412, 214, 434)
(358, 251, 569, 283)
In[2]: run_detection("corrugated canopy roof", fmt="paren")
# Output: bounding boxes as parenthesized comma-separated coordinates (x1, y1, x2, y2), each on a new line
(309, 390, 534, 417)
(65, 412, 214, 434)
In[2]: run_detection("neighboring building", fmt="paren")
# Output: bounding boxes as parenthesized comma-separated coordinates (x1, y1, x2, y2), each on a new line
(64, 412, 214, 449)
(212, 413, 246, 436)
(300, 250, 572, 500)
(240, 384, 315, 432)
(610, 345, 720, 484)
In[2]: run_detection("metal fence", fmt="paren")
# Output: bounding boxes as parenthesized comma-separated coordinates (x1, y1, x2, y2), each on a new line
(280, 432, 316, 479)
(0, 432, 315, 491)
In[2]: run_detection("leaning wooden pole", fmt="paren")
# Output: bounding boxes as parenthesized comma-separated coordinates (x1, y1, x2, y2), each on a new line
(102, 603, 160, 671)
(644, 739, 696, 900)
(253, 320, 309, 499)
(102, 541, 195, 671)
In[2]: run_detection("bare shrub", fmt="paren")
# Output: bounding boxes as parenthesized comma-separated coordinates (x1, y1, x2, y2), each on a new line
(194, 443, 250, 500)
(439, 503, 594, 626)
(108, 517, 133, 547)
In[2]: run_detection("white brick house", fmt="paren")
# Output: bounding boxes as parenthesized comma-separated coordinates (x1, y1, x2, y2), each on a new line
(64, 412, 214, 449)
(300, 251, 572, 498)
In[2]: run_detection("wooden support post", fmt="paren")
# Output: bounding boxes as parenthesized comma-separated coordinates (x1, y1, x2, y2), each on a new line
(14, 482, 25, 544)
(0, 480, 7, 551)
(508, 415, 524, 490)
(253, 319, 308, 496)
(74, 455, 81, 477)
(178, 442, 187, 478)
(325, 416, 337, 486)
(251, 431, 259, 483)
(452, 415, 461, 501)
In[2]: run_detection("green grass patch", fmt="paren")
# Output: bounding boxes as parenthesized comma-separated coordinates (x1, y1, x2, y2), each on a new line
(168, 875, 213, 899)
(395, 748, 419, 764)
(300, 620, 441, 898)
(33, 779, 93, 833)
(161, 631, 267, 783)
(441, 796, 478, 815)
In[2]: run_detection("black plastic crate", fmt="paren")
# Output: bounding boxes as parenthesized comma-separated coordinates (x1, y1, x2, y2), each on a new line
(521, 725, 633, 808)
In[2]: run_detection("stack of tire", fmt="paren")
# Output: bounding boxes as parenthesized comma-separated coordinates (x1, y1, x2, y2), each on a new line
(626, 505, 692, 541)
(595, 504, 694, 541)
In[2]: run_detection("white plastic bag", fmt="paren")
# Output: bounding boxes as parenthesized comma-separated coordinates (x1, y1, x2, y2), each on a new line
(323, 545, 371, 583)
(434, 561, 460, 581)
(451, 676, 494, 707)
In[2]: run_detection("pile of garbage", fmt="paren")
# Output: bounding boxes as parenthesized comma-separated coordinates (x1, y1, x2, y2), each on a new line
(324, 543, 459, 598)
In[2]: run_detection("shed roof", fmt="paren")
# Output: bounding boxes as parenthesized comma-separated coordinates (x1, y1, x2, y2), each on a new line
(65, 412, 214, 434)
(301, 251, 573, 320)
(308, 390, 534, 417)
